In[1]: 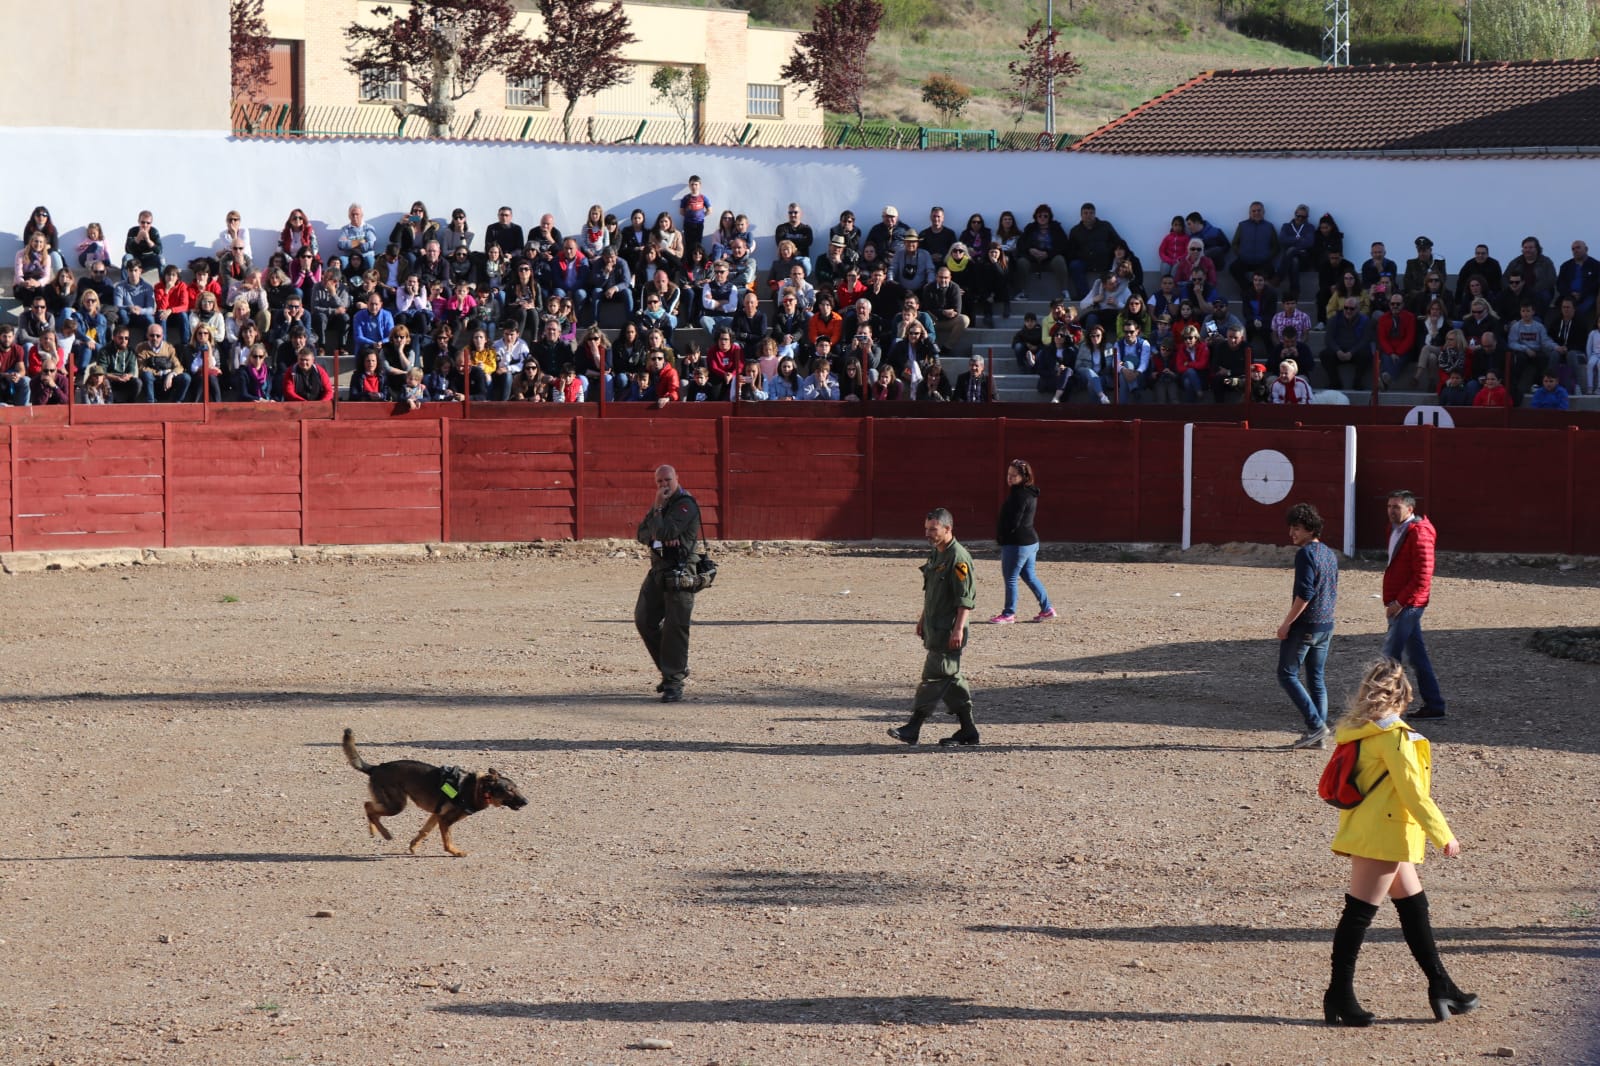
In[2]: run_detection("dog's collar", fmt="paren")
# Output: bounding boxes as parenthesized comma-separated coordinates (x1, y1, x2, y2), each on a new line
(437, 765, 482, 813)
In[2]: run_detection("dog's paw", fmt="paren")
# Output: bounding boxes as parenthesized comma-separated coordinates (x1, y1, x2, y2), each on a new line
(446, 848, 468, 858)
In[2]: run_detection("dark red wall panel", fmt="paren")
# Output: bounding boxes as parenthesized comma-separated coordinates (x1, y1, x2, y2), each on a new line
(168, 423, 302, 547)
(449, 420, 576, 542)
(1427, 429, 1568, 553)
(13, 425, 166, 550)
(1189, 426, 1348, 549)
(728, 419, 865, 540)
(870, 420, 994, 541)
(581, 419, 721, 540)
(0, 427, 12, 552)
(303, 421, 441, 544)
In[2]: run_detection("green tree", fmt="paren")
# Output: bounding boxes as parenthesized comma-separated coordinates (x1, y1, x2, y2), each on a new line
(650, 64, 710, 143)
(1471, 0, 1592, 60)
(920, 73, 971, 126)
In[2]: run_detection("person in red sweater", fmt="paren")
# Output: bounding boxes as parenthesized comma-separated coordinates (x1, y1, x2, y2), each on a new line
(1173, 325, 1210, 402)
(643, 351, 679, 407)
(1382, 490, 1446, 719)
(283, 345, 332, 401)
(1472, 369, 1512, 407)
(1375, 293, 1417, 388)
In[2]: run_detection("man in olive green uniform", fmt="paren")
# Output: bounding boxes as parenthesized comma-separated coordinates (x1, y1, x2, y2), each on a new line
(635, 464, 702, 703)
(888, 507, 980, 746)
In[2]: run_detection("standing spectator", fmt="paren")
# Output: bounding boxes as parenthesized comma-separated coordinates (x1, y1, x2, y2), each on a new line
(124, 211, 164, 273)
(679, 175, 709, 252)
(1277, 502, 1338, 749)
(887, 507, 979, 747)
(988, 458, 1055, 625)
(1321, 658, 1476, 1028)
(1382, 491, 1446, 720)
(1019, 204, 1072, 298)
(1229, 201, 1280, 293)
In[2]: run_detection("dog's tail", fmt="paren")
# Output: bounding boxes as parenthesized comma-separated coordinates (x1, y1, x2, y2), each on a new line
(342, 728, 373, 774)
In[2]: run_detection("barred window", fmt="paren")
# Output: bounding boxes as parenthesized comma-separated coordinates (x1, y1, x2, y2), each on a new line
(747, 83, 784, 119)
(359, 68, 404, 103)
(507, 75, 549, 110)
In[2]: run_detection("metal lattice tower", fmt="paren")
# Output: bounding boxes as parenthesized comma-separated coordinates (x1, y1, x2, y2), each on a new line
(1323, 0, 1351, 67)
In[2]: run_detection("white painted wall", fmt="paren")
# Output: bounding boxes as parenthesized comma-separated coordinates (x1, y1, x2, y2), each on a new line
(0, 128, 1584, 276)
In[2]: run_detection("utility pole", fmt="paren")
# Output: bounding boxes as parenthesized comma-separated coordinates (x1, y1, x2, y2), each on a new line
(1045, 0, 1056, 136)
(1322, 0, 1350, 67)
(1461, 0, 1473, 62)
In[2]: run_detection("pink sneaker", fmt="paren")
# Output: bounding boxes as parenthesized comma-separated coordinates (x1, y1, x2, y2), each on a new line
(988, 613, 1016, 625)
(1033, 608, 1057, 622)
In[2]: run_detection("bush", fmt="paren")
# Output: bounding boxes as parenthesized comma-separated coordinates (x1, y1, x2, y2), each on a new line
(920, 73, 972, 126)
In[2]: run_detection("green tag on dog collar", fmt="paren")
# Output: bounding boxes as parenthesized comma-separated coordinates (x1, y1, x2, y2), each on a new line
(440, 782, 459, 799)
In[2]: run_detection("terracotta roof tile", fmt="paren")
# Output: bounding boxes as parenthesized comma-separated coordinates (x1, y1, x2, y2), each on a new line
(1072, 59, 1600, 156)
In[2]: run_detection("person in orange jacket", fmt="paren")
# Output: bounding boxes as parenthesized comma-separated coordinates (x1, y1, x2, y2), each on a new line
(1322, 658, 1478, 1027)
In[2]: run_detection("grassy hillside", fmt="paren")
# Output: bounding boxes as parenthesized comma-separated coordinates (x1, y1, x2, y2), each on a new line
(642, 0, 1320, 135)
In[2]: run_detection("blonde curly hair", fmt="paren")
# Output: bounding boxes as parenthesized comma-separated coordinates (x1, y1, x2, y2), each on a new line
(1336, 658, 1415, 730)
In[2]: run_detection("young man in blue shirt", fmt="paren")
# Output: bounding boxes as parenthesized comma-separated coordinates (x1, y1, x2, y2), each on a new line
(1277, 501, 1339, 749)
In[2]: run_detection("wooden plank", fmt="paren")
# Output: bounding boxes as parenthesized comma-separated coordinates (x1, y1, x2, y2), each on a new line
(304, 521, 437, 545)
(163, 525, 302, 546)
(17, 455, 165, 477)
(18, 476, 163, 498)
(29, 495, 166, 517)
(308, 487, 441, 511)
(18, 512, 166, 536)
(168, 474, 304, 495)
(306, 455, 442, 477)
(169, 493, 304, 514)
(309, 420, 441, 440)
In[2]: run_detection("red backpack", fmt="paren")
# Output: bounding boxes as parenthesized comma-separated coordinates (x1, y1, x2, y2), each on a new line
(1318, 738, 1388, 809)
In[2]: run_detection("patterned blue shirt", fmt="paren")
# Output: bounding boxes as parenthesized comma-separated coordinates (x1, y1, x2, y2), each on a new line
(1291, 539, 1339, 633)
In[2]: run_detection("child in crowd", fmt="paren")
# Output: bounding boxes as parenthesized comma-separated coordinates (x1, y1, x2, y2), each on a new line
(1473, 369, 1512, 407)
(1271, 358, 1314, 404)
(684, 363, 719, 402)
(402, 366, 427, 409)
(1528, 372, 1570, 410)
(444, 282, 478, 331)
(80, 364, 112, 404)
(680, 174, 709, 253)
(1248, 361, 1271, 403)
(425, 355, 462, 401)
(1438, 370, 1471, 407)
(1011, 312, 1043, 372)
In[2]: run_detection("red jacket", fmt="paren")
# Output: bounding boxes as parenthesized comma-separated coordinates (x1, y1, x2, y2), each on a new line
(1173, 340, 1209, 375)
(1383, 516, 1435, 607)
(1473, 385, 1511, 408)
(1376, 310, 1416, 357)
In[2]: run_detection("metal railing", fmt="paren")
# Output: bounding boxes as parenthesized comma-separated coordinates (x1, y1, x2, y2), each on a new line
(230, 103, 1077, 151)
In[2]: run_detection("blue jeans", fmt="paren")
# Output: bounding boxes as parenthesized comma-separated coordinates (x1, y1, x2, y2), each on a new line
(1383, 606, 1446, 711)
(1278, 628, 1331, 731)
(999, 543, 1051, 617)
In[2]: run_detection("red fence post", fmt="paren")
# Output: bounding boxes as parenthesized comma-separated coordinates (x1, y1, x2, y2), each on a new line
(299, 418, 310, 546)
(439, 416, 452, 544)
(572, 414, 585, 540)
(863, 416, 875, 540)
(7, 423, 17, 552)
(1370, 351, 1380, 408)
(462, 353, 472, 419)
(162, 421, 174, 549)
(1567, 425, 1578, 555)
(1422, 423, 1434, 522)
(718, 414, 731, 541)
(1131, 418, 1143, 538)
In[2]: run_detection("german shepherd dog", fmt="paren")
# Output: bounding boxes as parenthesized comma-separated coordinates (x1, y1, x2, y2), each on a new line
(342, 729, 528, 856)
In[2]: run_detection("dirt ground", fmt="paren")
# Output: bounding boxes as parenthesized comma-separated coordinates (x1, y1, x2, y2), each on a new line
(2, 541, 1598, 1066)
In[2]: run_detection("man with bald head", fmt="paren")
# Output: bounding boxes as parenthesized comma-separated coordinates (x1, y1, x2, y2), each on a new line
(635, 464, 704, 703)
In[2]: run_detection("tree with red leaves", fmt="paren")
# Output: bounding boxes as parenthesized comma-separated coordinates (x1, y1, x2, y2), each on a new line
(1006, 19, 1082, 130)
(781, 0, 884, 130)
(231, 0, 273, 108)
(345, 0, 542, 138)
(528, 0, 639, 143)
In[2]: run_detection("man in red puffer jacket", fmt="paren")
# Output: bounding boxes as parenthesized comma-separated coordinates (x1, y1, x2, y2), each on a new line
(1382, 490, 1446, 720)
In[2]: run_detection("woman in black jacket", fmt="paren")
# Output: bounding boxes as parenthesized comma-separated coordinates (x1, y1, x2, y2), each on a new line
(989, 458, 1056, 623)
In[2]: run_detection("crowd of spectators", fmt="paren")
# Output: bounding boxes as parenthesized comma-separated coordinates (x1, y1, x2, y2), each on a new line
(4, 190, 1594, 411)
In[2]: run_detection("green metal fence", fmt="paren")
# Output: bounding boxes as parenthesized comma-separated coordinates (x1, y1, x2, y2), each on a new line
(231, 103, 1075, 152)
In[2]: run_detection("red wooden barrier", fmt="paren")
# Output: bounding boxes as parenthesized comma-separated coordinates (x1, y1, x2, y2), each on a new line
(1, 424, 13, 553)
(303, 420, 442, 545)
(729, 418, 867, 540)
(168, 422, 303, 547)
(581, 418, 722, 539)
(1187, 425, 1350, 551)
(14, 424, 166, 550)
(449, 419, 576, 542)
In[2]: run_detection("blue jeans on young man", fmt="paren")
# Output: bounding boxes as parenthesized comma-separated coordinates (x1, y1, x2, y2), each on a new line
(1278, 628, 1331, 731)
(1382, 605, 1446, 711)
(999, 542, 1052, 617)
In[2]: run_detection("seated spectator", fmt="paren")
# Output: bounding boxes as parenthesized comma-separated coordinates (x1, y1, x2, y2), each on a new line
(1156, 215, 1188, 278)
(337, 203, 379, 273)
(124, 211, 164, 273)
(959, 213, 992, 257)
(272, 325, 318, 397)
(922, 266, 968, 350)
(1240, 272, 1279, 346)
(1528, 372, 1570, 410)
(1247, 361, 1271, 403)
(352, 292, 395, 353)
(774, 203, 814, 271)
(681, 361, 721, 402)
(347, 347, 388, 402)
(0, 324, 31, 406)
(114, 261, 157, 333)
(1271, 358, 1314, 404)
(1497, 272, 1544, 322)
(1077, 269, 1131, 329)
(32, 350, 69, 406)
(889, 231, 936, 293)
(1324, 269, 1369, 322)
(237, 342, 274, 402)
(1508, 236, 1557, 304)
(96, 325, 141, 403)
(290, 247, 323, 298)
(768, 240, 806, 291)
(1210, 325, 1252, 403)
(769, 292, 809, 359)
(587, 248, 633, 324)
(76, 221, 112, 270)
(799, 355, 839, 400)
(1402, 236, 1445, 299)
(700, 261, 739, 332)
(1228, 202, 1279, 293)
(1173, 239, 1218, 305)
(1313, 244, 1355, 327)
(1546, 296, 1587, 383)
(65, 290, 111, 370)
(1115, 294, 1154, 345)
(706, 328, 743, 392)
(1113, 320, 1154, 403)
(1471, 331, 1505, 386)
(724, 237, 758, 291)
(79, 363, 112, 405)
(151, 265, 195, 351)
(729, 290, 767, 352)
(1018, 204, 1072, 297)
(283, 345, 332, 402)
(955, 353, 992, 402)
(1415, 309, 1453, 392)
(1438, 369, 1471, 407)
(1374, 293, 1417, 388)
(78, 260, 116, 310)
(864, 205, 912, 261)
(1506, 299, 1557, 398)
(1200, 296, 1243, 343)
(311, 270, 353, 353)
(490, 321, 529, 401)
(845, 326, 881, 378)
(1066, 202, 1122, 298)
(775, 263, 815, 312)
(1171, 326, 1210, 402)
(1185, 211, 1230, 266)
(869, 363, 905, 401)
(425, 354, 464, 402)
(829, 209, 863, 257)
(641, 350, 679, 406)
(1359, 241, 1399, 307)
(1473, 368, 1512, 407)
(1322, 298, 1374, 390)
(14, 232, 57, 305)
(181, 324, 223, 402)
(918, 357, 952, 401)
(1276, 204, 1315, 298)
(1407, 271, 1453, 320)
(885, 322, 938, 386)
(812, 234, 860, 293)
(1051, 322, 1110, 404)
(1456, 243, 1503, 307)
(137, 323, 188, 403)
(399, 366, 427, 409)
(529, 315, 574, 375)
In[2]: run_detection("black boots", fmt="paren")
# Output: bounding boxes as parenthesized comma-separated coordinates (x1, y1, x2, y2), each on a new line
(888, 711, 929, 745)
(1325, 894, 1378, 1026)
(938, 708, 980, 746)
(1394, 892, 1480, 1021)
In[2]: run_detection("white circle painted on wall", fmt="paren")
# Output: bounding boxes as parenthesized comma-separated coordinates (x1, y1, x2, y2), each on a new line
(1404, 405, 1455, 428)
(1241, 449, 1295, 505)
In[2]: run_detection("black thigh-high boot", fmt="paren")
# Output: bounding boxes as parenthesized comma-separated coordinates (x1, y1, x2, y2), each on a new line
(1393, 891, 1480, 1020)
(1325, 894, 1378, 1026)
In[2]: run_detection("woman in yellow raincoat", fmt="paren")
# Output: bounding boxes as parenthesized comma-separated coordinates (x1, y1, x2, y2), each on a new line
(1324, 658, 1480, 1026)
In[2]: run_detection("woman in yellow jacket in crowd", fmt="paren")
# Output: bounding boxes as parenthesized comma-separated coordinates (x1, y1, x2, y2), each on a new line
(1325, 658, 1479, 1027)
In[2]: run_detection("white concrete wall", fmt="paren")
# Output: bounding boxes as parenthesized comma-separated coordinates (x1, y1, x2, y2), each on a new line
(0, 127, 1583, 273)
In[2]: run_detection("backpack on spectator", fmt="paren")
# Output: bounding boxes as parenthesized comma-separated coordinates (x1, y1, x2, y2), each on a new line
(1318, 737, 1388, 809)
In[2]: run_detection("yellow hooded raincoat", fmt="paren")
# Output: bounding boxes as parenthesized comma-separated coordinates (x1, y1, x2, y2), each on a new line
(1330, 718, 1454, 864)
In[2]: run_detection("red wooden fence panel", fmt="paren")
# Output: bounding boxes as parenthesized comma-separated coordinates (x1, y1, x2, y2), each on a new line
(13, 425, 166, 550)
(0, 426, 12, 552)
(1189, 425, 1349, 549)
(1571, 430, 1600, 556)
(727, 418, 866, 540)
(1001, 420, 1143, 542)
(448, 419, 576, 542)
(871, 419, 996, 541)
(167, 423, 303, 547)
(1353, 426, 1428, 550)
(303, 420, 442, 544)
(1426, 429, 1569, 553)
(1133, 421, 1186, 543)
(581, 418, 722, 539)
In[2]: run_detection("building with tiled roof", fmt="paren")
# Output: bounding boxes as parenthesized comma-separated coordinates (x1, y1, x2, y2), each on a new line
(1072, 58, 1600, 156)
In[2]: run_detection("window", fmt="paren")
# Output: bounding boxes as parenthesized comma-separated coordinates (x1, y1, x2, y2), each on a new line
(506, 74, 549, 110)
(747, 83, 783, 119)
(359, 68, 404, 103)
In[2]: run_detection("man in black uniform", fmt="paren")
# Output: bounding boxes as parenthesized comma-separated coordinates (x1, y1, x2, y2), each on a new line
(635, 464, 702, 703)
